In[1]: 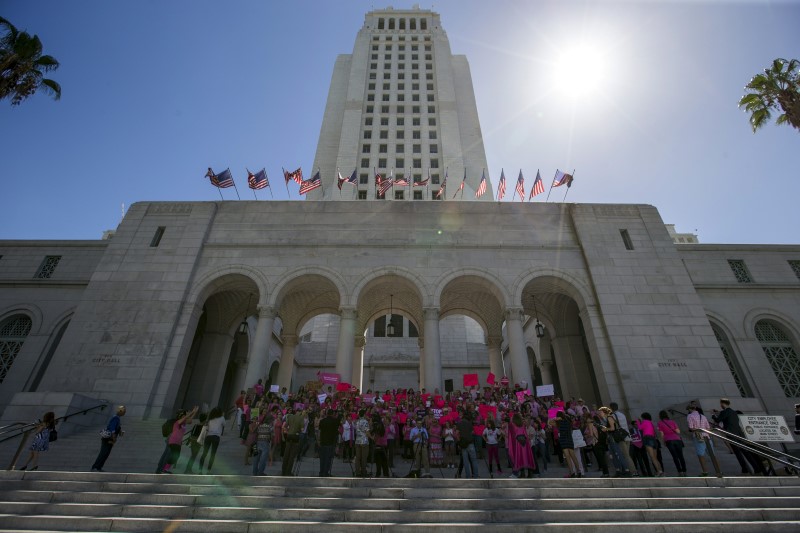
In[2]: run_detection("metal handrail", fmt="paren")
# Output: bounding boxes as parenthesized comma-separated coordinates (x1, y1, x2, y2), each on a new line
(711, 426, 800, 466)
(4, 401, 109, 470)
(696, 426, 799, 477)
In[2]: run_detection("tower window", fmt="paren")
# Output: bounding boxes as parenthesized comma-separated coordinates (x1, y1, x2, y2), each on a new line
(620, 229, 634, 250)
(728, 260, 753, 283)
(150, 226, 166, 247)
(358, 190, 367, 200)
(34, 255, 61, 279)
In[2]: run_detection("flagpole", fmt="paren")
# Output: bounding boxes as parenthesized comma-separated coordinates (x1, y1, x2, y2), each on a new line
(545, 170, 556, 202)
(229, 169, 241, 200)
(497, 168, 502, 202)
(282, 167, 290, 198)
(317, 168, 323, 196)
(460, 168, 466, 200)
(562, 169, 576, 202)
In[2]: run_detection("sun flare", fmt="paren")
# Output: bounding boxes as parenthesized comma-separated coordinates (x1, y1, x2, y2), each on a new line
(552, 44, 609, 100)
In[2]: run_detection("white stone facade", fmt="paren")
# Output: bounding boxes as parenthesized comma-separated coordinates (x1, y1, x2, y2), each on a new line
(1, 201, 798, 426)
(308, 6, 492, 201)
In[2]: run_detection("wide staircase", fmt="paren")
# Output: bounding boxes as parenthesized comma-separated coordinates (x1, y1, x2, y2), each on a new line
(1, 418, 799, 531)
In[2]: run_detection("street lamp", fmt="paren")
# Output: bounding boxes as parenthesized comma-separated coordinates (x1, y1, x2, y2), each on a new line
(532, 295, 545, 339)
(238, 293, 252, 335)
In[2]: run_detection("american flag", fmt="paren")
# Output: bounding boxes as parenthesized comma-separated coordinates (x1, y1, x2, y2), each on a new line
(248, 168, 269, 190)
(436, 170, 448, 198)
(497, 169, 506, 200)
(552, 169, 574, 188)
(283, 167, 303, 185)
(475, 170, 487, 198)
(394, 175, 409, 186)
(452, 170, 466, 199)
(345, 168, 358, 185)
(208, 168, 234, 188)
(414, 169, 430, 187)
(299, 170, 322, 194)
(515, 170, 525, 201)
(529, 170, 544, 199)
(375, 169, 393, 195)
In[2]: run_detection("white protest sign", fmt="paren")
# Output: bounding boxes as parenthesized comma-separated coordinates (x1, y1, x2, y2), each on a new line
(536, 384, 555, 397)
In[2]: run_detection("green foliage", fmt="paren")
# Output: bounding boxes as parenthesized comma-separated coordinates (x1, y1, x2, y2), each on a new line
(0, 16, 62, 106)
(739, 58, 800, 133)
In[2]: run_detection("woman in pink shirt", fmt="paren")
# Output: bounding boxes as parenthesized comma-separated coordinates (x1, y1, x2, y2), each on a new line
(639, 412, 664, 476)
(657, 410, 687, 476)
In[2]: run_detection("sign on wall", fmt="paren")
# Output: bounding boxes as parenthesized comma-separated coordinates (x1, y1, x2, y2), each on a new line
(740, 415, 795, 442)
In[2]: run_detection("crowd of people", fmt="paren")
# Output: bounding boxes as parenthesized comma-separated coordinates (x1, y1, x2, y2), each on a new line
(126, 378, 796, 479)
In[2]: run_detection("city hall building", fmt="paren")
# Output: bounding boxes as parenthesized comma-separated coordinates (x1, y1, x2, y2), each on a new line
(0, 7, 798, 427)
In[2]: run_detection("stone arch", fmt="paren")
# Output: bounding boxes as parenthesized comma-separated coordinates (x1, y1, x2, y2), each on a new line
(706, 313, 754, 398)
(353, 269, 428, 334)
(188, 264, 269, 310)
(743, 308, 800, 344)
(434, 270, 509, 339)
(0, 303, 44, 336)
(269, 266, 348, 309)
(512, 268, 594, 313)
(432, 268, 511, 308)
(270, 268, 346, 335)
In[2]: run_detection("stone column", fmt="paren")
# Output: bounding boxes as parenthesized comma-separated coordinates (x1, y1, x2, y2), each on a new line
(418, 338, 426, 389)
(423, 308, 442, 392)
(539, 360, 554, 386)
(506, 308, 532, 389)
(352, 335, 366, 391)
(335, 307, 357, 382)
(276, 334, 297, 391)
(538, 334, 554, 385)
(242, 307, 276, 389)
(487, 335, 504, 379)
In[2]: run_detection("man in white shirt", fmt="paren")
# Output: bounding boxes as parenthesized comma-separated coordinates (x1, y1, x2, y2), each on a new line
(686, 404, 721, 476)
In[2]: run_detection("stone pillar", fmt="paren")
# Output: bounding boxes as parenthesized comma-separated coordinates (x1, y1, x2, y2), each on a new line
(335, 307, 357, 382)
(553, 334, 592, 401)
(242, 307, 276, 389)
(352, 335, 366, 391)
(418, 338, 426, 389)
(423, 308, 442, 392)
(539, 360, 554, 387)
(276, 334, 297, 391)
(487, 335, 504, 379)
(538, 334, 554, 385)
(506, 308, 532, 389)
(187, 332, 234, 409)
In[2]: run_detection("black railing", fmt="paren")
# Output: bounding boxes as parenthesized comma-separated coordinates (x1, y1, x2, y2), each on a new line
(702, 426, 800, 476)
(4, 401, 109, 470)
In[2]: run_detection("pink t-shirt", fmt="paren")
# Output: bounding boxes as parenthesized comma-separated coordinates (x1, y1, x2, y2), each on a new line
(657, 419, 681, 441)
(639, 419, 656, 437)
(168, 420, 187, 445)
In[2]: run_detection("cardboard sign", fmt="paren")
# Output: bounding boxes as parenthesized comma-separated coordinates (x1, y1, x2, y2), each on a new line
(487, 372, 496, 385)
(336, 382, 350, 392)
(515, 391, 526, 403)
(317, 393, 327, 404)
(535, 384, 555, 397)
(463, 373, 479, 387)
(740, 415, 795, 442)
(294, 403, 305, 411)
(269, 384, 280, 393)
(363, 394, 375, 404)
(547, 406, 564, 419)
(431, 407, 443, 420)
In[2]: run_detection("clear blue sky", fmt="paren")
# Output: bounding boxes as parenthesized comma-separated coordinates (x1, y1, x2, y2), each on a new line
(2, 0, 798, 244)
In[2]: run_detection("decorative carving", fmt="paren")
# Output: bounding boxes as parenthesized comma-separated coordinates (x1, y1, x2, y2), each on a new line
(592, 206, 639, 218)
(147, 203, 193, 215)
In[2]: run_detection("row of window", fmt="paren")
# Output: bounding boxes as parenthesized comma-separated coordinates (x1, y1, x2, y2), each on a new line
(365, 105, 437, 114)
(368, 82, 434, 92)
(365, 116, 437, 127)
(355, 189, 442, 201)
(355, 173, 441, 185)
(362, 144, 438, 154)
(364, 130, 437, 140)
(372, 43, 432, 52)
(375, 17, 428, 31)
(370, 62, 433, 71)
(367, 93, 435, 102)
(369, 71, 434, 82)
(359, 157, 439, 169)
(371, 53, 432, 61)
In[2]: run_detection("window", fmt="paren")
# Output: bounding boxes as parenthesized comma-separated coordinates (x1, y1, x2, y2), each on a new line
(360, 173, 369, 184)
(374, 316, 386, 337)
(379, 144, 388, 153)
(728, 259, 753, 283)
(366, 105, 374, 113)
(372, 44, 379, 50)
(711, 323, 752, 397)
(378, 19, 384, 30)
(399, 54, 405, 60)
(412, 94, 420, 102)
(300, 333, 312, 343)
(789, 260, 800, 280)
(432, 173, 440, 184)
(427, 94, 434, 102)
(396, 158, 404, 167)
(399, 45, 405, 51)
(383, 72, 390, 79)
(380, 130, 388, 139)
(34, 255, 61, 279)
(369, 73, 376, 80)
(413, 190, 423, 200)
(398, 73, 405, 80)
(421, 19, 427, 30)
(413, 131, 421, 139)
(150, 226, 165, 247)
(389, 18, 395, 30)
(364, 131, 372, 139)
(399, 63, 405, 70)
(427, 83, 433, 90)
(430, 158, 439, 168)
(412, 54, 418, 60)
(410, 18, 416, 30)
(396, 144, 404, 153)
(412, 44, 418, 50)
(383, 83, 390, 90)
(755, 320, 800, 397)
(395, 190, 404, 200)
(398, 83, 405, 90)
(429, 130, 437, 139)
(426, 63, 433, 70)
(378, 158, 387, 167)
(376, 189, 386, 200)
(428, 105, 435, 113)
(369, 83, 376, 90)
(412, 63, 419, 70)
(371, 54, 378, 60)
(397, 105, 405, 113)
(385, 44, 392, 50)
(384, 63, 391, 70)
(413, 144, 421, 153)
(429, 144, 438, 153)
(413, 106, 420, 114)
(370, 63, 377, 70)
(396, 130, 404, 139)
(367, 94, 375, 101)
(357, 190, 367, 200)
(620, 229, 634, 250)
(426, 73, 433, 80)
(425, 54, 432, 61)
(433, 190, 442, 200)
(425, 45, 431, 52)
(428, 117, 436, 126)
(381, 117, 389, 126)
(412, 73, 419, 80)
(365, 117, 373, 126)
(0, 315, 32, 383)
(397, 94, 404, 102)
(362, 144, 371, 153)
(361, 158, 370, 168)
(399, 18, 406, 30)
(413, 118, 421, 126)
(396, 117, 404, 126)
(412, 83, 420, 90)
(381, 105, 389, 113)
(385, 54, 391, 60)
(413, 158, 422, 168)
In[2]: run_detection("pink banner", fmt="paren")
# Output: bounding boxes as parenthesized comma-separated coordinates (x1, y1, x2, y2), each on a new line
(319, 372, 341, 385)
(487, 372, 496, 385)
(516, 391, 526, 403)
(336, 382, 350, 392)
(463, 373, 479, 387)
(478, 404, 497, 421)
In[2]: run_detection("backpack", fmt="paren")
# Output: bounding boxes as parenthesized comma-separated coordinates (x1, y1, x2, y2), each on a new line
(48, 428, 58, 442)
(162, 418, 176, 438)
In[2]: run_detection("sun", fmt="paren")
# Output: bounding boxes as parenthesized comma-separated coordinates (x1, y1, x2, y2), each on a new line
(552, 44, 609, 100)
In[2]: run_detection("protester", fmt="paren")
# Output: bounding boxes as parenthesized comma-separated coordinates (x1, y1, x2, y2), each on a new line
(91, 405, 125, 472)
(18, 411, 56, 471)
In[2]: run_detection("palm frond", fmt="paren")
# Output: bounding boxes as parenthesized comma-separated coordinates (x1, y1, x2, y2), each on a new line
(39, 78, 60, 100)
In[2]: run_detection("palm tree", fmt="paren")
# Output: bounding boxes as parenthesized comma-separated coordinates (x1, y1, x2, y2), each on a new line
(739, 58, 800, 133)
(0, 16, 61, 105)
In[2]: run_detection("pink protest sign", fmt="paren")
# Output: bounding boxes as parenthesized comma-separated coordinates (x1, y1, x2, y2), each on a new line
(319, 372, 340, 385)
(500, 376, 510, 386)
(478, 404, 497, 421)
(463, 374, 479, 387)
(487, 372, 496, 385)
